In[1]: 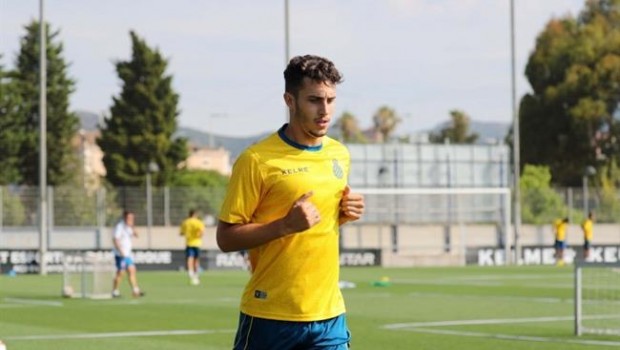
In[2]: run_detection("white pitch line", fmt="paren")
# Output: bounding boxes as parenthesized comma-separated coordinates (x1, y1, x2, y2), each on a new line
(427, 292, 620, 306)
(404, 327, 620, 347)
(396, 273, 570, 283)
(384, 315, 573, 329)
(384, 315, 620, 347)
(383, 314, 620, 330)
(408, 292, 567, 304)
(394, 278, 571, 289)
(6, 329, 236, 341)
(3, 298, 63, 307)
(0, 304, 27, 309)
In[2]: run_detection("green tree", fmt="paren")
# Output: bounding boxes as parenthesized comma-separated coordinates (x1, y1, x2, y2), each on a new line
(171, 169, 228, 188)
(98, 31, 188, 187)
(520, 0, 620, 186)
(169, 170, 229, 223)
(0, 57, 23, 184)
(520, 165, 569, 225)
(334, 111, 367, 143)
(12, 21, 79, 185)
(0, 187, 27, 226)
(372, 106, 400, 143)
(429, 110, 479, 144)
(590, 160, 620, 222)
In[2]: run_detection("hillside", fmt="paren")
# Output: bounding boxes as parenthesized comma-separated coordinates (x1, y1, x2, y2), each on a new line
(77, 111, 509, 159)
(428, 120, 509, 143)
(76, 110, 267, 159)
(175, 127, 269, 159)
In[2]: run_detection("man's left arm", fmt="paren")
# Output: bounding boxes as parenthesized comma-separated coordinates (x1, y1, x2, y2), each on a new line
(198, 222, 205, 238)
(339, 186, 365, 226)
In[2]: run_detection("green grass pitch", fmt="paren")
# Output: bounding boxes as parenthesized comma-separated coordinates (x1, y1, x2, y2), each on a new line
(1, 266, 619, 349)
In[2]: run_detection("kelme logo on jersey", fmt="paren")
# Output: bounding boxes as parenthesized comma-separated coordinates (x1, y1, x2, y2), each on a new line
(254, 290, 267, 299)
(281, 166, 309, 176)
(332, 159, 343, 179)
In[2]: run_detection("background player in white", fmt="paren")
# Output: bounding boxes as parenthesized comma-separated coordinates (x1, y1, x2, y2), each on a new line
(111, 210, 144, 297)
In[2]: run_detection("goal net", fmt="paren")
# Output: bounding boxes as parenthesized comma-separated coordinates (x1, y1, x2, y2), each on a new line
(62, 251, 115, 299)
(575, 261, 620, 336)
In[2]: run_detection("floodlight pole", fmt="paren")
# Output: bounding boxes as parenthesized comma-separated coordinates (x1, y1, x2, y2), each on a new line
(510, 0, 522, 266)
(208, 112, 228, 148)
(146, 171, 152, 248)
(146, 161, 159, 249)
(583, 166, 596, 216)
(284, 0, 291, 123)
(583, 175, 588, 216)
(39, 0, 49, 275)
(284, 0, 290, 65)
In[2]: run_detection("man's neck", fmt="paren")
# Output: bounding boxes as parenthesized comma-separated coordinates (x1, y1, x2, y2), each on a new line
(283, 123, 322, 147)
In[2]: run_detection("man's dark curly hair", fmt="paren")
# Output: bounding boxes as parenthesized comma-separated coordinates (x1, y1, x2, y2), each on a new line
(284, 55, 343, 96)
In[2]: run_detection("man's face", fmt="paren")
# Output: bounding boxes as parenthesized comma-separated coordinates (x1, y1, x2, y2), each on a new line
(126, 213, 135, 226)
(286, 77, 336, 141)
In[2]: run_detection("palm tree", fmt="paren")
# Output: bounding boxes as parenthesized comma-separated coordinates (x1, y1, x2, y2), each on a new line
(335, 111, 367, 143)
(372, 106, 400, 143)
(429, 109, 479, 144)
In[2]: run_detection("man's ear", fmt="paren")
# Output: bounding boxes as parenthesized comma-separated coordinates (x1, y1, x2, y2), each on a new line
(283, 92, 294, 108)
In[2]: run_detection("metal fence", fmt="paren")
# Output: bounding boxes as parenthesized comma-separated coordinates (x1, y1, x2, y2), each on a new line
(0, 185, 618, 230)
(0, 185, 227, 229)
(521, 187, 620, 225)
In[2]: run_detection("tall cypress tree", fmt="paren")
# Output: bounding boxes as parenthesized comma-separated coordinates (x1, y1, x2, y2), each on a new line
(12, 21, 79, 186)
(98, 31, 187, 187)
(0, 57, 24, 184)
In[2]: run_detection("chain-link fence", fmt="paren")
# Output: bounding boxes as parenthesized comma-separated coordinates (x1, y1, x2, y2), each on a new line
(1, 185, 619, 230)
(522, 186, 620, 225)
(0, 185, 227, 228)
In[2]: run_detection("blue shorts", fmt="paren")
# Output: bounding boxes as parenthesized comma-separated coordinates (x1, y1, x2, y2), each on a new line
(115, 255, 135, 271)
(185, 246, 200, 258)
(233, 312, 350, 350)
(554, 240, 566, 250)
(584, 240, 591, 250)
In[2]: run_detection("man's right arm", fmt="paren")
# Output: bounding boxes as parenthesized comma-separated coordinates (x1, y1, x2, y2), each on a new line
(216, 220, 290, 252)
(217, 191, 319, 252)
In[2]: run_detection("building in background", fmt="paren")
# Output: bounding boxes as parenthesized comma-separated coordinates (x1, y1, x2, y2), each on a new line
(179, 146, 231, 175)
(348, 143, 508, 188)
(72, 130, 106, 190)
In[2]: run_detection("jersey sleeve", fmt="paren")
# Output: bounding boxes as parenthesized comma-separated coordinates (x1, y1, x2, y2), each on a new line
(219, 149, 263, 224)
(113, 222, 123, 239)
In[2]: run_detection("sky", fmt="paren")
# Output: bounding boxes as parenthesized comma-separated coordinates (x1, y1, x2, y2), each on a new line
(0, 0, 585, 137)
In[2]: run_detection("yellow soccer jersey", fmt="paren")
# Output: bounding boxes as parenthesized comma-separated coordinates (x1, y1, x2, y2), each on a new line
(582, 219, 593, 241)
(554, 219, 567, 241)
(219, 126, 350, 322)
(180, 217, 205, 248)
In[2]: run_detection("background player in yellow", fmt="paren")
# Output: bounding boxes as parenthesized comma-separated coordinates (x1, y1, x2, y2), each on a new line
(180, 209, 205, 285)
(581, 211, 594, 261)
(553, 217, 569, 266)
(217, 55, 365, 350)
